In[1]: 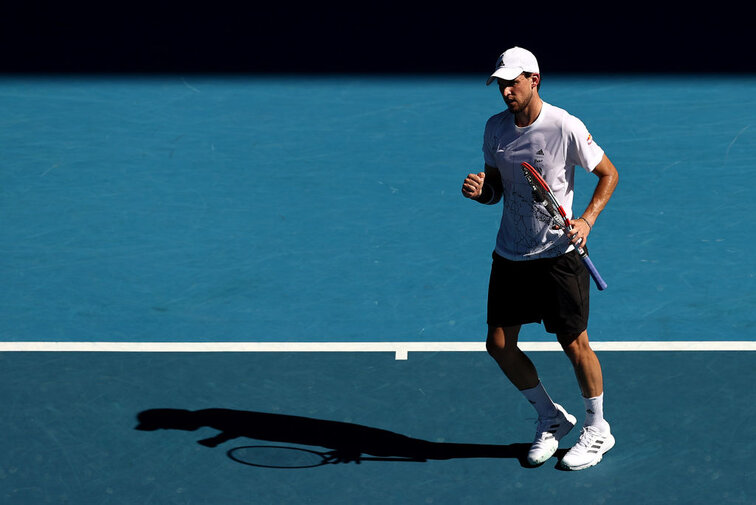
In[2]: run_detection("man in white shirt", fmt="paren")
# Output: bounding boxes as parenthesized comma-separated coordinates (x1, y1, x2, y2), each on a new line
(462, 47, 619, 470)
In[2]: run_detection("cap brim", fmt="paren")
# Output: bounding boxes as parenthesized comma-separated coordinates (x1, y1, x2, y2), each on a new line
(486, 66, 524, 85)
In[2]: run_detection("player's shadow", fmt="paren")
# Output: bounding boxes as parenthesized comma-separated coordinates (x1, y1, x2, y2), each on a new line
(135, 408, 537, 468)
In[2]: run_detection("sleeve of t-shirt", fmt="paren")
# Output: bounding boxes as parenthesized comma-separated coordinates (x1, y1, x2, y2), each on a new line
(482, 116, 498, 167)
(565, 114, 604, 172)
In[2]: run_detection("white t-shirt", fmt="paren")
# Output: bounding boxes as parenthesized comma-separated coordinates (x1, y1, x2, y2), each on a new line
(483, 101, 604, 260)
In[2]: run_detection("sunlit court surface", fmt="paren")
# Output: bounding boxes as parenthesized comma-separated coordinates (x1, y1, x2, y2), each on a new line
(1, 75, 755, 504)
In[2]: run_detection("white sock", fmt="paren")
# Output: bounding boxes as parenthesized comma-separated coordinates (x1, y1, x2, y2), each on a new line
(583, 393, 610, 432)
(521, 381, 558, 419)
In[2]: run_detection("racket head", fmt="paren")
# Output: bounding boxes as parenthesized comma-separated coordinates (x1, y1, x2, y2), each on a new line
(228, 445, 331, 469)
(520, 162, 568, 228)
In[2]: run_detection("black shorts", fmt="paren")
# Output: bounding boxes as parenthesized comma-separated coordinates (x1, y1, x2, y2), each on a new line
(487, 250, 590, 336)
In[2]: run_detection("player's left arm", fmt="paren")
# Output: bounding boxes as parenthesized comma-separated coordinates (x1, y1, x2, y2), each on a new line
(568, 154, 619, 246)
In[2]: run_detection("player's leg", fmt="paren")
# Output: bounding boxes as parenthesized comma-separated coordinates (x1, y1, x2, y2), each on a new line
(487, 325, 576, 465)
(541, 251, 614, 469)
(558, 330, 615, 470)
(544, 251, 607, 419)
(486, 253, 577, 465)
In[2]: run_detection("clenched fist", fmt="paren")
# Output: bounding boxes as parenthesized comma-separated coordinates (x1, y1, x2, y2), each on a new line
(462, 172, 486, 199)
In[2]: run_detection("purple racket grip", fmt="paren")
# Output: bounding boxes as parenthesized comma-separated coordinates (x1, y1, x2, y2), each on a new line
(580, 254, 608, 291)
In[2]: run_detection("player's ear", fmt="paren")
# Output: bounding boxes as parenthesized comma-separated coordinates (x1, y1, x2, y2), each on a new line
(531, 73, 540, 88)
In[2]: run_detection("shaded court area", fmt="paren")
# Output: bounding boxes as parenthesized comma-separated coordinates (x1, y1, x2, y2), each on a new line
(2, 350, 753, 504)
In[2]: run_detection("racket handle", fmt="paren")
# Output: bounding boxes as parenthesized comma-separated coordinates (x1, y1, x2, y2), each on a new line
(580, 254, 608, 291)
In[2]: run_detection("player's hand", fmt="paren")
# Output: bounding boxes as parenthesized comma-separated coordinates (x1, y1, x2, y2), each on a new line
(462, 172, 486, 199)
(567, 217, 592, 248)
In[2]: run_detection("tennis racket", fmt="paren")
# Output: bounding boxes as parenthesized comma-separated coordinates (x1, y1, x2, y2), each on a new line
(520, 162, 608, 291)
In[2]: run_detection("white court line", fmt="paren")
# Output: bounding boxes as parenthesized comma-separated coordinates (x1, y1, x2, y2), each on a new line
(0, 341, 754, 360)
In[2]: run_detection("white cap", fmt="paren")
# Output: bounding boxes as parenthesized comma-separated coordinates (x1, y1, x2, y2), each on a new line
(486, 46, 540, 85)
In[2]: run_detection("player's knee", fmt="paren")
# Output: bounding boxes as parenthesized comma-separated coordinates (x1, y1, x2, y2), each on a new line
(485, 338, 504, 358)
(486, 329, 518, 360)
(558, 331, 593, 362)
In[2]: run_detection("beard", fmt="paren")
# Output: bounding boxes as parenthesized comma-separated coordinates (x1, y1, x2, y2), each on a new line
(502, 87, 533, 114)
(505, 92, 532, 113)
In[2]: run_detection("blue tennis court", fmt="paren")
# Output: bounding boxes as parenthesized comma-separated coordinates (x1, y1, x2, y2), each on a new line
(1, 75, 755, 504)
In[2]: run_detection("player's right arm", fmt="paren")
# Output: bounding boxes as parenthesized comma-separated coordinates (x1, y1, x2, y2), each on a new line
(461, 163, 502, 204)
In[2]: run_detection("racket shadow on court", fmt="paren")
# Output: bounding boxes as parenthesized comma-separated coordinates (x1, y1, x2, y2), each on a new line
(135, 408, 536, 469)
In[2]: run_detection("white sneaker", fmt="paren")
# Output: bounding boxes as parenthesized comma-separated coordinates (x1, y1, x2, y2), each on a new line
(527, 404, 577, 466)
(560, 425, 615, 470)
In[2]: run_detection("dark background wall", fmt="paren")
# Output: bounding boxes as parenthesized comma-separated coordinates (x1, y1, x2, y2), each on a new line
(1, 2, 753, 74)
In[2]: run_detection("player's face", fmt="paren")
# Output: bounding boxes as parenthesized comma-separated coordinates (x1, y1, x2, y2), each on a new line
(498, 73, 537, 113)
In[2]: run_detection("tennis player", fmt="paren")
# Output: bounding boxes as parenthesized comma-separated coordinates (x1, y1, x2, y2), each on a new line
(461, 47, 619, 470)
